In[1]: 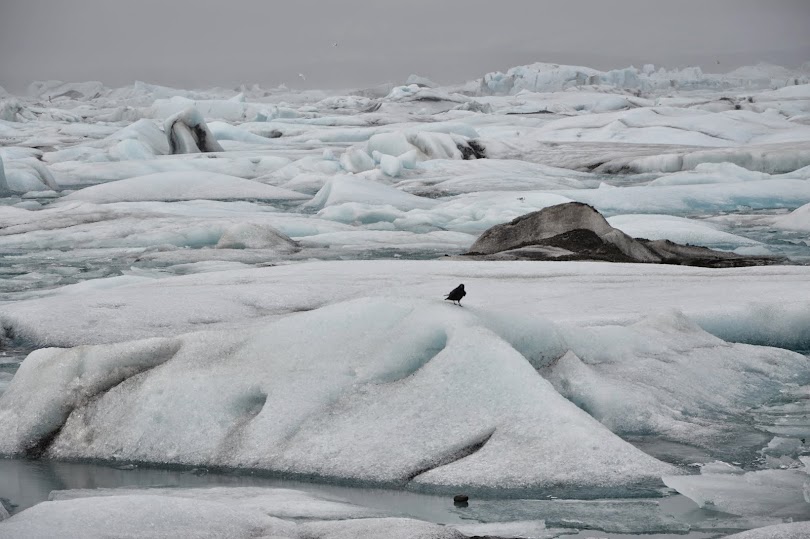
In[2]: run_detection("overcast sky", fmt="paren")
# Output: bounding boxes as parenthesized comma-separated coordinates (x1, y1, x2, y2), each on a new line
(1, 0, 808, 92)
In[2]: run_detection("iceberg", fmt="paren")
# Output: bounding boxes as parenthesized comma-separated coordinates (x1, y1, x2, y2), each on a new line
(61, 171, 308, 203)
(164, 107, 224, 154)
(663, 467, 810, 518)
(306, 175, 436, 211)
(0, 495, 298, 539)
(0, 298, 675, 492)
(548, 311, 808, 445)
(772, 202, 810, 231)
(723, 522, 810, 539)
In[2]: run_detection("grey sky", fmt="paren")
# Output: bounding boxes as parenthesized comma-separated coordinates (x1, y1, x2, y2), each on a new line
(1, 0, 808, 93)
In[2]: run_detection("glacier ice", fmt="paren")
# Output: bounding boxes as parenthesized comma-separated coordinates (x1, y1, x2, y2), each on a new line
(0, 297, 675, 491)
(2, 59, 810, 536)
(61, 171, 308, 203)
(164, 107, 225, 154)
(0, 495, 298, 539)
(663, 466, 810, 518)
(48, 486, 385, 521)
(723, 522, 810, 539)
(547, 311, 809, 445)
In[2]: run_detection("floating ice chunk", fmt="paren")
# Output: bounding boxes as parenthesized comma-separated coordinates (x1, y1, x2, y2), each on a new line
(0, 157, 59, 194)
(316, 203, 405, 225)
(306, 175, 436, 211)
(723, 522, 810, 539)
(0, 298, 674, 491)
(398, 149, 419, 169)
(607, 214, 761, 247)
(49, 486, 384, 521)
(697, 460, 745, 474)
(548, 311, 809, 443)
(367, 132, 416, 158)
(296, 229, 474, 252)
(379, 154, 402, 177)
(647, 162, 771, 186)
(753, 83, 810, 102)
(0, 338, 182, 455)
(207, 121, 279, 144)
(264, 105, 304, 120)
(0, 495, 294, 539)
(598, 145, 810, 175)
(366, 130, 481, 162)
(693, 302, 810, 352)
(772, 202, 810, 231)
(558, 179, 810, 215)
(0, 99, 25, 122)
(386, 84, 470, 105)
(453, 498, 689, 534)
(663, 468, 810, 517)
(215, 222, 300, 251)
(62, 171, 308, 203)
(411, 131, 463, 160)
(339, 147, 375, 173)
(164, 107, 224, 154)
(394, 191, 574, 235)
(452, 520, 552, 539)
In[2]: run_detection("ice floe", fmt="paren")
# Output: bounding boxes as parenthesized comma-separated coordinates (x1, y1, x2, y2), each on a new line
(62, 171, 308, 203)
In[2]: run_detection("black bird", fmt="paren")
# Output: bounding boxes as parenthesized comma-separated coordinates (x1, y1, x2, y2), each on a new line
(445, 284, 466, 306)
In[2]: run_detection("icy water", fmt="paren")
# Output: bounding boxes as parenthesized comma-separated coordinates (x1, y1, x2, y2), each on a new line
(0, 458, 748, 538)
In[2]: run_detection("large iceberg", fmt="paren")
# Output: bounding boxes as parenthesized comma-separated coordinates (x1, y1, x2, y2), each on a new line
(0, 297, 675, 493)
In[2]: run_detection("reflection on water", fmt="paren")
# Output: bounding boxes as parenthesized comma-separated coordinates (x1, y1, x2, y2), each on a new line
(0, 457, 465, 524)
(2, 457, 778, 538)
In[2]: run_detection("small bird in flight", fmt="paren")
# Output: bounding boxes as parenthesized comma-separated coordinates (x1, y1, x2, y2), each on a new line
(445, 284, 466, 306)
(298, 73, 306, 81)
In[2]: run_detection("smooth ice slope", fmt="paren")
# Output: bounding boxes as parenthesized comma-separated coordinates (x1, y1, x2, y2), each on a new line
(2, 260, 809, 349)
(772, 202, 810, 231)
(0, 297, 675, 492)
(49, 486, 384, 520)
(663, 467, 810, 517)
(62, 171, 308, 203)
(306, 175, 437, 211)
(724, 522, 810, 539)
(607, 214, 761, 248)
(548, 312, 809, 445)
(0, 496, 295, 539)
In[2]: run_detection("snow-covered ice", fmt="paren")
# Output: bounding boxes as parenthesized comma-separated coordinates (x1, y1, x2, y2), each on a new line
(61, 171, 308, 203)
(2, 60, 810, 537)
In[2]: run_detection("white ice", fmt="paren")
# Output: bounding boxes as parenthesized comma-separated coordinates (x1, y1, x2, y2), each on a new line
(62, 171, 307, 203)
(2, 60, 810, 536)
(0, 296, 675, 490)
(723, 522, 810, 539)
(663, 466, 810, 518)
